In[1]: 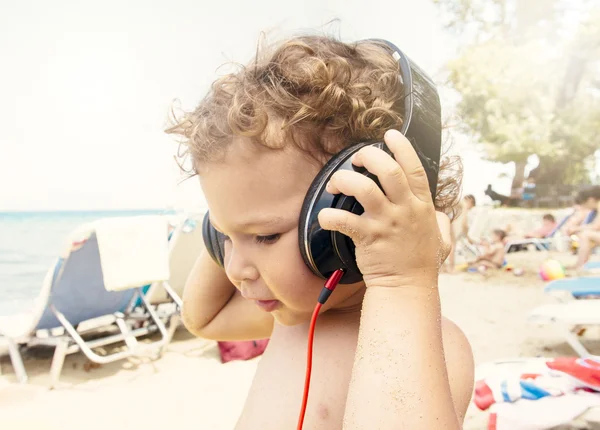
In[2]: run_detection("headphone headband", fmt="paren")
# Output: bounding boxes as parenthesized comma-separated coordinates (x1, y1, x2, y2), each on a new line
(360, 39, 441, 196)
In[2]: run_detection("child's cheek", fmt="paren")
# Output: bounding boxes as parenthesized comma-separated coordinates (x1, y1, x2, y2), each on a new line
(271, 261, 322, 308)
(264, 232, 325, 308)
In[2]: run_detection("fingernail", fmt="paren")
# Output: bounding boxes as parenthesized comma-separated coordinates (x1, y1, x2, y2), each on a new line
(385, 129, 401, 139)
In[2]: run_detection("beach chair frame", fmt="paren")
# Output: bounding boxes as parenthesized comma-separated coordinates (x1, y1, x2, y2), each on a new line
(7, 286, 181, 388)
(529, 301, 600, 358)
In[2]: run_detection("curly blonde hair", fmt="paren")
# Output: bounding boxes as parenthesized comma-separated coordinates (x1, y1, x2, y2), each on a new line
(166, 35, 461, 216)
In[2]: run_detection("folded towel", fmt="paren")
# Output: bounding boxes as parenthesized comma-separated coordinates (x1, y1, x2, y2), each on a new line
(475, 357, 600, 411)
(489, 392, 600, 430)
(94, 216, 170, 291)
(217, 339, 269, 363)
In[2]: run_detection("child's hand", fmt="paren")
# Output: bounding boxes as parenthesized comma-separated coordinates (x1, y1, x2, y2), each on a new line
(319, 129, 451, 289)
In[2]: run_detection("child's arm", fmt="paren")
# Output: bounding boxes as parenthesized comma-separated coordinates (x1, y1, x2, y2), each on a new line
(477, 242, 495, 260)
(479, 239, 491, 251)
(344, 282, 473, 428)
(565, 211, 586, 234)
(321, 130, 472, 429)
(181, 249, 274, 341)
(524, 228, 543, 238)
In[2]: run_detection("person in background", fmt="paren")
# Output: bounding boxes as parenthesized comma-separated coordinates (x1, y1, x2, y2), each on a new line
(468, 229, 507, 271)
(446, 194, 476, 273)
(565, 193, 592, 236)
(524, 213, 557, 239)
(522, 177, 536, 208)
(571, 186, 600, 271)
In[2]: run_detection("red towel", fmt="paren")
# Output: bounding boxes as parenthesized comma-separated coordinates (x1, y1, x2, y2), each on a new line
(217, 339, 269, 363)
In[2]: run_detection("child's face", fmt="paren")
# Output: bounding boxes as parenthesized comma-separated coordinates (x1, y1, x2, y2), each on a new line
(199, 138, 365, 326)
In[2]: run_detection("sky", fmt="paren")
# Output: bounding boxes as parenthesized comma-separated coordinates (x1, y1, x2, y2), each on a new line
(0, 0, 512, 211)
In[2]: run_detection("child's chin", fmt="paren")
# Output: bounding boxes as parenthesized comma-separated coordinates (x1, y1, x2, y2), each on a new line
(272, 309, 311, 327)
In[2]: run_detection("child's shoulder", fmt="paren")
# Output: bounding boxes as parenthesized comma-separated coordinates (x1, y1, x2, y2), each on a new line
(441, 317, 471, 356)
(440, 316, 474, 421)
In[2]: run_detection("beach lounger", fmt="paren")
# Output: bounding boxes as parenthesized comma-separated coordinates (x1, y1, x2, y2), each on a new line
(584, 261, 600, 273)
(544, 277, 600, 300)
(127, 215, 205, 334)
(0, 215, 177, 387)
(106, 214, 204, 342)
(143, 216, 204, 309)
(505, 237, 553, 253)
(454, 234, 481, 262)
(529, 300, 600, 358)
(504, 211, 574, 254)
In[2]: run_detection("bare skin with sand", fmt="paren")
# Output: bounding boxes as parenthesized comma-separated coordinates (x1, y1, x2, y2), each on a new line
(233, 305, 469, 429)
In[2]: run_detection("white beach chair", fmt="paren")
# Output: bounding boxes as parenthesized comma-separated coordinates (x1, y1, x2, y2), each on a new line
(529, 300, 600, 358)
(143, 215, 204, 309)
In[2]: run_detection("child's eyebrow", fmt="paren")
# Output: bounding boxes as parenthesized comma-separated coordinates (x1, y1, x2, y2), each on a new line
(211, 215, 286, 232)
(238, 216, 286, 229)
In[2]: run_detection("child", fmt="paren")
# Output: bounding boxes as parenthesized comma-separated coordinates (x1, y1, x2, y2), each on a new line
(447, 194, 476, 272)
(167, 35, 473, 429)
(469, 229, 507, 270)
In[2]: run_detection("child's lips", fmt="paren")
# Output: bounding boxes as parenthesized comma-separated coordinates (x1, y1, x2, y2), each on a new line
(254, 300, 281, 312)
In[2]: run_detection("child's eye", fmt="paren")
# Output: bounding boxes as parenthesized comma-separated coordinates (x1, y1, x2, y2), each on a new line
(255, 234, 280, 244)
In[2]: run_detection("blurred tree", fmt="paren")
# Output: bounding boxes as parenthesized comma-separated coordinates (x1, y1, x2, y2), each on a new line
(434, 0, 600, 186)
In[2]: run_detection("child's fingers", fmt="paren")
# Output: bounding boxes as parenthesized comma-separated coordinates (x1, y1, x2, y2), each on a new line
(384, 129, 432, 203)
(318, 208, 365, 242)
(350, 146, 410, 204)
(326, 170, 387, 214)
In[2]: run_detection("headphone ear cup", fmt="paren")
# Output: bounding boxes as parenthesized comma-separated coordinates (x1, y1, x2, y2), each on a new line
(202, 212, 226, 268)
(298, 142, 373, 284)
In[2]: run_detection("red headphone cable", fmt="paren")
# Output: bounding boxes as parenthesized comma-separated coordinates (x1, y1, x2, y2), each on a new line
(296, 269, 345, 430)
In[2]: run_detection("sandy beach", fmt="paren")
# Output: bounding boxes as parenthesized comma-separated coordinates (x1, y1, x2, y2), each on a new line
(1, 250, 598, 430)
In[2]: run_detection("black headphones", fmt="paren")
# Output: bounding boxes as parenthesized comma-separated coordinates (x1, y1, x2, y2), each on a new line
(202, 39, 441, 284)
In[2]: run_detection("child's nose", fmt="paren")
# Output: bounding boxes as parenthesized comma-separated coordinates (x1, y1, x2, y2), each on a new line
(225, 247, 259, 284)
